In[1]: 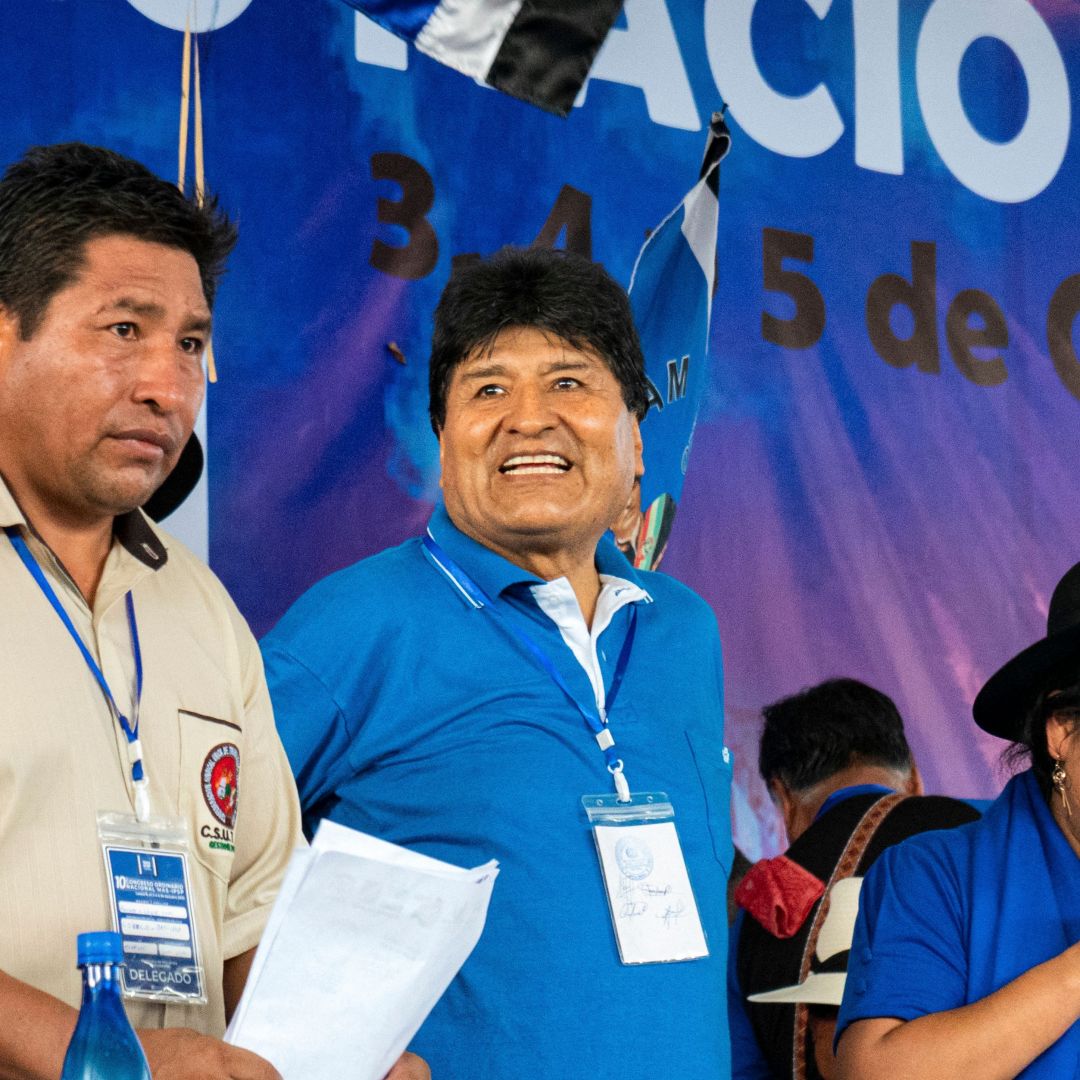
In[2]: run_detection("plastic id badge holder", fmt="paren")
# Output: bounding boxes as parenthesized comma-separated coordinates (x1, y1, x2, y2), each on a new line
(98, 812, 207, 1005)
(583, 792, 709, 965)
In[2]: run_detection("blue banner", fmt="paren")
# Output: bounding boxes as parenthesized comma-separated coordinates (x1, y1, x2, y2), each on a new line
(6, 0, 1080, 857)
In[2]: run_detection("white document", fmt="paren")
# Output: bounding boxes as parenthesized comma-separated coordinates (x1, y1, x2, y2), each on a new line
(593, 821, 708, 964)
(226, 820, 499, 1079)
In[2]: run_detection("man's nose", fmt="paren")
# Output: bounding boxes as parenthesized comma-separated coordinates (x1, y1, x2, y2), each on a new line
(133, 339, 202, 413)
(504, 382, 557, 435)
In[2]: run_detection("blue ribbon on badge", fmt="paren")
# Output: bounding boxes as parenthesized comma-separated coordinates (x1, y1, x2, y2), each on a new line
(422, 532, 637, 788)
(6, 527, 147, 802)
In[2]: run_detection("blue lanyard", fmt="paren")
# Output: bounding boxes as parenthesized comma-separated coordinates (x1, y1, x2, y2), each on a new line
(423, 532, 638, 799)
(5, 526, 150, 819)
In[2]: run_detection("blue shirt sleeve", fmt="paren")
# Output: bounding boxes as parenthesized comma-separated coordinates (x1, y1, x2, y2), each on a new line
(836, 834, 969, 1044)
(728, 911, 774, 1080)
(261, 636, 353, 835)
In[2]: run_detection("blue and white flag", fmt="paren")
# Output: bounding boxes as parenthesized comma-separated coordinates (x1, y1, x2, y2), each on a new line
(617, 111, 730, 571)
(340, 0, 624, 116)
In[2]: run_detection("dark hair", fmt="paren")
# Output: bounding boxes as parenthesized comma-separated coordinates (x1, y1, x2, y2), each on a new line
(1005, 671, 1080, 800)
(427, 246, 650, 432)
(0, 142, 237, 337)
(759, 677, 914, 792)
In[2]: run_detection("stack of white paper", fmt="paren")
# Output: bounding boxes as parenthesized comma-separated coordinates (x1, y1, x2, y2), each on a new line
(226, 820, 499, 1079)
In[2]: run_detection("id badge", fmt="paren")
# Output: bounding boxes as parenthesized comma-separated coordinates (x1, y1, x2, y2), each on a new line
(97, 812, 207, 1005)
(583, 792, 709, 965)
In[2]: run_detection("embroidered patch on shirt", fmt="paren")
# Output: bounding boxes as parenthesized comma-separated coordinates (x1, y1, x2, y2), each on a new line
(201, 743, 239, 831)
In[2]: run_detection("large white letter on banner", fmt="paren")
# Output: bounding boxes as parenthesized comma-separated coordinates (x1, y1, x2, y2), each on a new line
(354, 13, 409, 70)
(576, 0, 700, 131)
(853, 0, 902, 174)
(704, 0, 843, 158)
(916, 0, 1069, 203)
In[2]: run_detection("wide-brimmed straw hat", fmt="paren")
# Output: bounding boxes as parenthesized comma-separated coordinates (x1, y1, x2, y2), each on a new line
(972, 561, 1080, 740)
(748, 876, 862, 1007)
(141, 433, 203, 523)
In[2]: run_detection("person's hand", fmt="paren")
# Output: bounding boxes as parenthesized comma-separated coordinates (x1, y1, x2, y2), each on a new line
(139, 1027, 282, 1079)
(384, 1050, 431, 1079)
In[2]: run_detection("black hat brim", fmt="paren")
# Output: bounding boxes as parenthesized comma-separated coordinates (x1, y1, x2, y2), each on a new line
(142, 433, 203, 523)
(972, 623, 1080, 740)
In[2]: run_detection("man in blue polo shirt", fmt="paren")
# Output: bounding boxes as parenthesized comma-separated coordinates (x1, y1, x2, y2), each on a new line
(262, 246, 733, 1078)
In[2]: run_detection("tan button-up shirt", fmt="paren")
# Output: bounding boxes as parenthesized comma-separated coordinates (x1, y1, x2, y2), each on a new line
(0, 477, 302, 1036)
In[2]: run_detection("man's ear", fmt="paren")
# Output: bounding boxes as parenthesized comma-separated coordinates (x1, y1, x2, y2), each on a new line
(769, 778, 799, 840)
(631, 414, 644, 481)
(0, 306, 20, 366)
(903, 763, 925, 796)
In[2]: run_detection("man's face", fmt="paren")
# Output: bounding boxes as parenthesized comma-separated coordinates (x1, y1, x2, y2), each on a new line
(0, 233, 210, 527)
(439, 326, 644, 565)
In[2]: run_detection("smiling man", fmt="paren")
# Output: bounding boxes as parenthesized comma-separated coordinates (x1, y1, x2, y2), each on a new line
(263, 246, 734, 1078)
(0, 144, 427, 1080)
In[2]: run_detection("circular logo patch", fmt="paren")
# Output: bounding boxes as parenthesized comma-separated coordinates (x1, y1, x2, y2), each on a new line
(615, 836, 654, 881)
(125, 0, 254, 33)
(202, 743, 239, 829)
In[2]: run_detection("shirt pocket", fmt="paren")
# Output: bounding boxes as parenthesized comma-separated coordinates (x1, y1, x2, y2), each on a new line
(176, 708, 244, 884)
(685, 730, 734, 874)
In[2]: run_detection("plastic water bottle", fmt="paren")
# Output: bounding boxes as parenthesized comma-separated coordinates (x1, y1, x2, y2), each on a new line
(60, 931, 151, 1080)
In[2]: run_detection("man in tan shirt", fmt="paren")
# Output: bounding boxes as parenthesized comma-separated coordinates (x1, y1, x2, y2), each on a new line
(0, 144, 426, 1079)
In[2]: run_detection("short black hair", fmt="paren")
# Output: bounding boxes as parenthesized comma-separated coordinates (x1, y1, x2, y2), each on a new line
(428, 246, 650, 432)
(1006, 670, 1080, 801)
(0, 142, 237, 338)
(759, 677, 914, 793)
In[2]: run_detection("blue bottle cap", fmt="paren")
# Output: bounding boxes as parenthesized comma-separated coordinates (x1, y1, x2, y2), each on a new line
(76, 931, 124, 966)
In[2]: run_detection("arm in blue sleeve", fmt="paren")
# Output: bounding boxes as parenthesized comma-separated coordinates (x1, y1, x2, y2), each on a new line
(836, 836, 969, 1042)
(728, 911, 775, 1080)
(261, 638, 353, 835)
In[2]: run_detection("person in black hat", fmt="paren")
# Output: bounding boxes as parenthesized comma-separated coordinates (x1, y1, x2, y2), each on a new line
(835, 562, 1080, 1080)
(728, 678, 978, 1079)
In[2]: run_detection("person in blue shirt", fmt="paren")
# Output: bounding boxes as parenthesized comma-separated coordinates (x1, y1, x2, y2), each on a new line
(729, 677, 978, 1080)
(836, 561, 1080, 1079)
(262, 247, 733, 1079)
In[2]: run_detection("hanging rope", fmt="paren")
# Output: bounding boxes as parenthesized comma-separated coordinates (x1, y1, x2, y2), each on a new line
(178, 9, 218, 381)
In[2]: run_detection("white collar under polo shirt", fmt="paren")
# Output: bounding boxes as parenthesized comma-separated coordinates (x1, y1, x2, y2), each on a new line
(0, 475, 302, 1037)
(530, 574, 652, 719)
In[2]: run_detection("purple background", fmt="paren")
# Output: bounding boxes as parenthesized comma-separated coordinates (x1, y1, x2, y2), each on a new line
(6, 0, 1080, 857)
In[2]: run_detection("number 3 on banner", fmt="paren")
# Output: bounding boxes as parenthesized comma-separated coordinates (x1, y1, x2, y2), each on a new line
(370, 153, 439, 281)
(368, 154, 594, 282)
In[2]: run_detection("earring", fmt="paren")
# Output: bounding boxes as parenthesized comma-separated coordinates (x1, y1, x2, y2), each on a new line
(1053, 758, 1072, 819)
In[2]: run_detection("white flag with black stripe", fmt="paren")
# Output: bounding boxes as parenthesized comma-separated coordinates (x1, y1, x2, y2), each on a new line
(342, 0, 624, 116)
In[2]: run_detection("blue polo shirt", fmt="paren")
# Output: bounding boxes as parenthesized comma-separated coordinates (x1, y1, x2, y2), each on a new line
(262, 504, 733, 1079)
(836, 771, 1080, 1077)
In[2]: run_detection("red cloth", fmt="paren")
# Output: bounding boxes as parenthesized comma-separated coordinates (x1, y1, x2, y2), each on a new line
(735, 855, 825, 938)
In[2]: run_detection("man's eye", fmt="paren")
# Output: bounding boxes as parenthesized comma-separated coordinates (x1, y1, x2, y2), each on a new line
(111, 322, 136, 338)
(553, 377, 581, 390)
(476, 384, 505, 397)
(179, 337, 205, 355)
